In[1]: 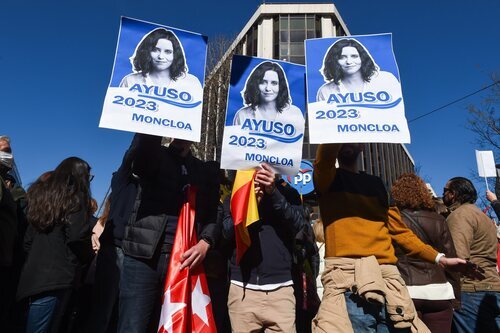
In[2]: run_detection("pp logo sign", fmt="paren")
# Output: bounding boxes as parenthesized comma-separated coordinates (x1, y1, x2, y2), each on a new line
(294, 171, 312, 186)
(283, 160, 314, 195)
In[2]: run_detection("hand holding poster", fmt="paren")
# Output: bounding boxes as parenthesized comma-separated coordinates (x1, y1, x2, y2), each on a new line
(99, 17, 207, 142)
(220, 55, 306, 175)
(305, 33, 411, 143)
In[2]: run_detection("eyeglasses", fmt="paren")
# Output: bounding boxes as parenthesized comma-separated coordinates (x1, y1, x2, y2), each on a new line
(89, 174, 95, 182)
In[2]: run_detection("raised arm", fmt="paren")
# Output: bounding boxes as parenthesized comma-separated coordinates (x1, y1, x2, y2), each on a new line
(313, 144, 342, 194)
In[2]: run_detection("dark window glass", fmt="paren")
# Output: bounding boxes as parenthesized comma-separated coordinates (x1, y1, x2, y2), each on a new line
(290, 17, 305, 30)
(280, 31, 289, 42)
(289, 43, 304, 56)
(309, 144, 319, 159)
(246, 34, 252, 55)
(280, 43, 289, 57)
(289, 56, 305, 65)
(307, 31, 315, 39)
(302, 144, 309, 160)
(290, 30, 305, 42)
(306, 17, 315, 30)
(280, 16, 288, 29)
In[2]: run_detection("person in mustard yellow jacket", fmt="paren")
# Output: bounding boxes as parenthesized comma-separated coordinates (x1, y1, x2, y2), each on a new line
(312, 143, 482, 333)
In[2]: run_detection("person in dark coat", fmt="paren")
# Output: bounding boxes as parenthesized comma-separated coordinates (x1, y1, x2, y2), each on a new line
(118, 134, 220, 333)
(16, 157, 94, 333)
(222, 163, 308, 332)
(86, 135, 140, 333)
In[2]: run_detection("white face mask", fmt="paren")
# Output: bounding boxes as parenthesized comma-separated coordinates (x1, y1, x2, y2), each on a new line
(0, 151, 13, 169)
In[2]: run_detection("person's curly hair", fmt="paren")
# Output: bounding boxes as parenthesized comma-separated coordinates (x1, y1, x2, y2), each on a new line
(391, 173, 435, 211)
(322, 38, 377, 85)
(132, 28, 186, 81)
(243, 61, 290, 112)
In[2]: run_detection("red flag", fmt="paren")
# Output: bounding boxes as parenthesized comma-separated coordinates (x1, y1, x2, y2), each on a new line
(158, 187, 217, 333)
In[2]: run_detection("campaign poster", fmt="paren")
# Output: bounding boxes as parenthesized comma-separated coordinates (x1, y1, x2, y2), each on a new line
(305, 33, 410, 143)
(99, 17, 207, 142)
(220, 55, 306, 175)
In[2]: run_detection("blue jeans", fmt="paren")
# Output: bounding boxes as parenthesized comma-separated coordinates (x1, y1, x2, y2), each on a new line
(345, 292, 410, 333)
(86, 245, 124, 333)
(118, 252, 170, 333)
(452, 291, 500, 333)
(26, 289, 70, 333)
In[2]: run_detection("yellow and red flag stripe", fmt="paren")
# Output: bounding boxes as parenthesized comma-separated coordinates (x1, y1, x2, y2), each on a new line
(230, 170, 260, 264)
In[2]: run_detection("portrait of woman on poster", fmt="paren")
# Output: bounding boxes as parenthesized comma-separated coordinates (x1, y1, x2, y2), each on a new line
(316, 38, 400, 101)
(233, 61, 304, 126)
(120, 28, 201, 92)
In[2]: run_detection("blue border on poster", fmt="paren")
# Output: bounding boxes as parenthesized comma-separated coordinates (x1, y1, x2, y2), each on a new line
(225, 55, 306, 126)
(305, 33, 400, 103)
(110, 17, 207, 88)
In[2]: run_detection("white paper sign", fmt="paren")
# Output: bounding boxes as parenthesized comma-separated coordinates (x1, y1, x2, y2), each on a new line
(476, 150, 496, 177)
(305, 33, 410, 143)
(99, 17, 207, 142)
(220, 56, 306, 175)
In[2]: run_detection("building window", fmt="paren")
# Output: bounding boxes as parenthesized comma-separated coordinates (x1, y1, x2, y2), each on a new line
(274, 14, 320, 65)
(246, 25, 257, 56)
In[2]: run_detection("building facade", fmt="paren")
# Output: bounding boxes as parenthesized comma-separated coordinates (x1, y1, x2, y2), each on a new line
(196, 2, 414, 189)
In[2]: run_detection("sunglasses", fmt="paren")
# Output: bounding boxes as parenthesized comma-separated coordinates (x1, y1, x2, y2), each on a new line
(89, 174, 95, 182)
(443, 188, 451, 194)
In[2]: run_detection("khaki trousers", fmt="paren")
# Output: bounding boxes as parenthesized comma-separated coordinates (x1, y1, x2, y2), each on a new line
(228, 284, 296, 333)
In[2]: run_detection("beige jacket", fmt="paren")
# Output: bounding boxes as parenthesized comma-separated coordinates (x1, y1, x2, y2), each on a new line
(312, 256, 430, 333)
(446, 203, 500, 292)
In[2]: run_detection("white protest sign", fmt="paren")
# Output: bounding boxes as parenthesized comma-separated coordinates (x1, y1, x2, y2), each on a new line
(99, 17, 207, 141)
(476, 150, 496, 177)
(305, 33, 410, 143)
(220, 56, 306, 175)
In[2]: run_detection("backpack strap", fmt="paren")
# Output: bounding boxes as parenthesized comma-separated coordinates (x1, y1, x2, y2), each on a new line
(400, 210, 432, 245)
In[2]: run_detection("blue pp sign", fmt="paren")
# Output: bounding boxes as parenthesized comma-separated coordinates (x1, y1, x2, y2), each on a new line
(283, 160, 314, 195)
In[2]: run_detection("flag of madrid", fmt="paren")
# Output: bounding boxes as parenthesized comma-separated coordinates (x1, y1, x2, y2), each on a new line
(158, 186, 217, 333)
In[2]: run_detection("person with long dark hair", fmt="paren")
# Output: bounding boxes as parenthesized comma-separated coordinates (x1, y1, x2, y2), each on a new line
(233, 61, 303, 125)
(17, 157, 95, 333)
(391, 173, 460, 333)
(119, 28, 202, 93)
(316, 38, 400, 101)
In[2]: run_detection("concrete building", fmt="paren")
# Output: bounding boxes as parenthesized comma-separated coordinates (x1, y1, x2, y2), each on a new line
(196, 2, 414, 190)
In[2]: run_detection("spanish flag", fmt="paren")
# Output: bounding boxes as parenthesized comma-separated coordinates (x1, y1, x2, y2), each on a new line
(231, 170, 260, 264)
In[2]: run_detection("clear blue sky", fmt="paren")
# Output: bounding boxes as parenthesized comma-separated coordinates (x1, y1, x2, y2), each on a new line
(1, 0, 499, 209)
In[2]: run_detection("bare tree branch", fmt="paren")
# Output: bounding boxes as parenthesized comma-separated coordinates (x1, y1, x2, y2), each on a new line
(466, 73, 500, 154)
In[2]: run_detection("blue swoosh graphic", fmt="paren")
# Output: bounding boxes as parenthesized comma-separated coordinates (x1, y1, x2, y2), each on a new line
(138, 94, 202, 108)
(249, 132, 303, 143)
(338, 97, 402, 109)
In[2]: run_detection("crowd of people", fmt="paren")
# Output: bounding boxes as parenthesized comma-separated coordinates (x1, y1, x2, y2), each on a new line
(1, 134, 499, 333)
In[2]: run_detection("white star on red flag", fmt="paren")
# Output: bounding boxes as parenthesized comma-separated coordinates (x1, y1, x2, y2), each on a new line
(191, 276, 211, 326)
(158, 287, 187, 333)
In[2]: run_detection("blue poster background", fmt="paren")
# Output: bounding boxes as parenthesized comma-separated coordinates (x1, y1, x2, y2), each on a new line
(305, 33, 400, 103)
(225, 55, 306, 126)
(110, 17, 207, 88)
